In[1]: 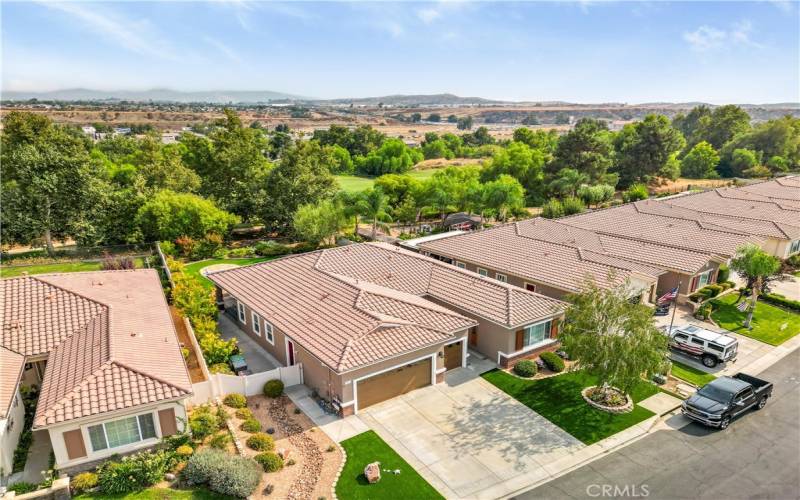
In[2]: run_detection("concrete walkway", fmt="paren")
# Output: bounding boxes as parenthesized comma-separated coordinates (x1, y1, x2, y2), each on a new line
(217, 314, 281, 372)
(21, 430, 52, 485)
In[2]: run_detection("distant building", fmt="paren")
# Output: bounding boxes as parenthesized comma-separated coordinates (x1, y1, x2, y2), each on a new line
(161, 132, 180, 144)
(81, 125, 96, 136)
(113, 127, 132, 135)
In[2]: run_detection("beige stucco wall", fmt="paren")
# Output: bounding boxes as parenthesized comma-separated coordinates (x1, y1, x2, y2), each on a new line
(226, 293, 288, 366)
(47, 400, 188, 470)
(0, 387, 25, 474)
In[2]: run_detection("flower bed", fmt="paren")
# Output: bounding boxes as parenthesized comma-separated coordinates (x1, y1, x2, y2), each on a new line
(581, 386, 633, 414)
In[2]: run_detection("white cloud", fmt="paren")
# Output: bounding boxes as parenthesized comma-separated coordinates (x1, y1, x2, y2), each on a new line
(417, 8, 441, 24)
(731, 20, 765, 48)
(203, 36, 242, 64)
(37, 1, 175, 60)
(683, 20, 764, 52)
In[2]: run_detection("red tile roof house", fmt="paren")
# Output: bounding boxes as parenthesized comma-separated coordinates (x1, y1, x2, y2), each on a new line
(207, 243, 566, 415)
(1, 270, 192, 475)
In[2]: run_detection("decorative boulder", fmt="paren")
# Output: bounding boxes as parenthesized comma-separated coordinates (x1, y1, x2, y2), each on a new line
(277, 447, 291, 460)
(364, 462, 381, 484)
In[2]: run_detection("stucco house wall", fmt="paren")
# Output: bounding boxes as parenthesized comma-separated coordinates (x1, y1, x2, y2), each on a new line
(0, 388, 25, 475)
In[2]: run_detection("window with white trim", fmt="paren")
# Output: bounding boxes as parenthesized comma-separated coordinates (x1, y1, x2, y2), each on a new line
(455, 261, 466, 269)
(252, 312, 261, 336)
(696, 270, 712, 289)
(477, 268, 488, 277)
(523, 320, 552, 348)
(237, 301, 246, 323)
(790, 239, 800, 255)
(495, 273, 507, 283)
(88, 413, 157, 452)
(264, 320, 275, 344)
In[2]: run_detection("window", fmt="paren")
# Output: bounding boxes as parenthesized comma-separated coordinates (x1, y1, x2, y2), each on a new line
(696, 270, 712, 289)
(237, 301, 246, 323)
(88, 413, 157, 452)
(524, 283, 536, 292)
(708, 343, 724, 352)
(455, 261, 466, 269)
(264, 320, 275, 345)
(523, 320, 551, 348)
(790, 239, 800, 255)
(495, 273, 507, 283)
(690, 337, 705, 346)
(252, 312, 261, 336)
(674, 333, 689, 342)
(477, 268, 488, 277)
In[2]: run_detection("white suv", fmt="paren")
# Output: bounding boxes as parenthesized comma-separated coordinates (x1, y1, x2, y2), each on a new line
(666, 325, 738, 368)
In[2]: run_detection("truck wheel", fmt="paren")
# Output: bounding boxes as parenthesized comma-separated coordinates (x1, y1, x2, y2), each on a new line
(757, 396, 767, 410)
(701, 355, 718, 368)
(720, 416, 731, 429)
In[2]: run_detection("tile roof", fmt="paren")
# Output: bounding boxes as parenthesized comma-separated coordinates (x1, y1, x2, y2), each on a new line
(1, 270, 192, 428)
(0, 347, 25, 419)
(732, 177, 800, 203)
(668, 189, 800, 228)
(560, 203, 760, 257)
(419, 223, 661, 293)
(208, 243, 564, 372)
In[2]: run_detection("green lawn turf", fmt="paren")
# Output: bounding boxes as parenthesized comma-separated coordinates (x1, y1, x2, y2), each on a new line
(337, 430, 443, 500)
(75, 487, 235, 500)
(711, 293, 800, 345)
(184, 257, 272, 289)
(670, 360, 716, 387)
(335, 168, 447, 194)
(481, 370, 658, 445)
(0, 257, 148, 279)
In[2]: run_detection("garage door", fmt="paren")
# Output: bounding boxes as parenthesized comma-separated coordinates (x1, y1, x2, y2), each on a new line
(357, 358, 432, 411)
(444, 341, 463, 371)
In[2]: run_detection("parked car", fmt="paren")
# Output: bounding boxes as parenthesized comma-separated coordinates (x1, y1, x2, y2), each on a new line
(682, 373, 772, 429)
(666, 324, 738, 368)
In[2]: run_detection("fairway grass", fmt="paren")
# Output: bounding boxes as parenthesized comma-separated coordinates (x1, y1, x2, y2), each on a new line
(1, 257, 149, 278)
(712, 294, 800, 345)
(184, 257, 272, 289)
(335, 167, 451, 194)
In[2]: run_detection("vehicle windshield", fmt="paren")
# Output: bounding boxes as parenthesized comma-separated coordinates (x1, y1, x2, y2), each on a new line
(697, 384, 732, 403)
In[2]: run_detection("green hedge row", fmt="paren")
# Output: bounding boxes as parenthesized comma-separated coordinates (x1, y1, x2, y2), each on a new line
(761, 293, 800, 312)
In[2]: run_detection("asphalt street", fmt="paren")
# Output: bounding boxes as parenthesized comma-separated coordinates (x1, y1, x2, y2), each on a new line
(516, 348, 800, 500)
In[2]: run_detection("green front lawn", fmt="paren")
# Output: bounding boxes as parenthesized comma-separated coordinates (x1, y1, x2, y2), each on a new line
(1, 257, 149, 279)
(337, 431, 443, 500)
(711, 293, 800, 345)
(335, 168, 448, 194)
(184, 258, 272, 289)
(670, 360, 716, 387)
(76, 487, 234, 500)
(481, 370, 658, 445)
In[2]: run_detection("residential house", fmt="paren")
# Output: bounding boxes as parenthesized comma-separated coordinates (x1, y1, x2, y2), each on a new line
(0, 270, 192, 474)
(1, 347, 25, 476)
(208, 243, 566, 414)
(442, 212, 482, 231)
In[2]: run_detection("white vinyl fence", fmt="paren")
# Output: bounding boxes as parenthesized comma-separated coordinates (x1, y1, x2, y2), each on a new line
(190, 364, 303, 406)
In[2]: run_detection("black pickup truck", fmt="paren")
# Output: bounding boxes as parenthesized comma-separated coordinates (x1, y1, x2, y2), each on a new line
(681, 373, 773, 429)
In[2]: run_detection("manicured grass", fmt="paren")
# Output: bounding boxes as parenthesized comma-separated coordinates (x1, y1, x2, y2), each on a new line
(335, 168, 448, 194)
(711, 293, 800, 345)
(337, 430, 443, 500)
(481, 370, 658, 445)
(76, 487, 234, 499)
(184, 258, 272, 289)
(670, 360, 716, 387)
(1, 257, 148, 278)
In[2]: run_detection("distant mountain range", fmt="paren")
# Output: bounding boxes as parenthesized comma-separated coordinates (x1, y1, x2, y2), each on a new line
(2, 88, 798, 108)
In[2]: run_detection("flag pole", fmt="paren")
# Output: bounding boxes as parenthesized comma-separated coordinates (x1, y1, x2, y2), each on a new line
(668, 281, 682, 333)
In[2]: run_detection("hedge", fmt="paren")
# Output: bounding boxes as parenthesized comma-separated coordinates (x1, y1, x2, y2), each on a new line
(761, 293, 800, 312)
(513, 360, 537, 378)
(540, 352, 565, 372)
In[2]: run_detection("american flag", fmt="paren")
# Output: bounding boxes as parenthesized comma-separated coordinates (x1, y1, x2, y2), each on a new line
(658, 287, 679, 304)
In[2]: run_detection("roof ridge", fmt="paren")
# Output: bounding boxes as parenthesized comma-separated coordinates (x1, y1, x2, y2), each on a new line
(31, 275, 110, 313)
(360, 286, 470, 320)
(112, 359, 192, 393)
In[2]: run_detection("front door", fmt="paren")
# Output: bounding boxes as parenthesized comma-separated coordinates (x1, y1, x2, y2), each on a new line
(286, 340, 296, 366)
(468, 327, 478, 348)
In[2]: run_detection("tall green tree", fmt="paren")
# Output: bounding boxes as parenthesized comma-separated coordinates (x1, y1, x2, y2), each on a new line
(560, 279, 669, 397)
(550, 118, 614, 183)
(672, 105, 712, 142)
(730, 244, 781, 328)
(356, 138, 423, 176)
(1, 112, 107, 253)
(482, 175, 525, 221)
(548, 168, 589, 197)
(481, 141, 546, 204)
(357, 188, 393, 239)
(680, 141, 720, 179)
(613, 114, 685, 186)
(695, 105, 751, 149)
(513, 127, 559, 155)
(135, 190, 239, 242)
(292, 200, 345, 245)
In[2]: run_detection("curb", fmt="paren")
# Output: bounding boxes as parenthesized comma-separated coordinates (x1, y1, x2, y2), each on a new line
(330, 442, 347, 500)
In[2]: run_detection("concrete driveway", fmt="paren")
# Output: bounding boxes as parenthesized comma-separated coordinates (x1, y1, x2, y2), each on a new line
(357, 360, 584, 499)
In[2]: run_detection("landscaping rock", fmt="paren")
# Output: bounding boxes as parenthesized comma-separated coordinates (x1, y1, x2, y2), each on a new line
(164, 473, 176, 481)
(364, 462, 381, 484)
(278, 447, 291, 460)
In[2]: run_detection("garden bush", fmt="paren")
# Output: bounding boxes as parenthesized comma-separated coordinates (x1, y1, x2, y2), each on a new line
(762, 293, 800, 312)
(209, 432, 231, 450)
(189, 405, 220, 439)
(513, 359, 537, 378)
(159, 240, 177, 257)
(235, 408, 254, 420)
(163, 432, 191, 450)
(176, 445, 194, 457)
(540, 351, 565, 372)
(97, 449, 177, 494)
(240, 418, 261, 433)
(8, 482, 37, 494)
(540, 199, 564, 219)
(184, 449, 261, 498)
(255, 241, 291, 257)
(561, 196, 585, 216)
(71, 472, 98, 493)
(246, 433, 274, 451)
(209, 362, 233, 375)
(254, 452, 284, 472)
(263, 379, 284, 398)
(622, 183, 649, 203)
(228, 247, 255, 258)
(705, 284, 723, 297)
(717, 264, 730, 283)
(192, 233, 224, 260)
(223, 393, 247, 409)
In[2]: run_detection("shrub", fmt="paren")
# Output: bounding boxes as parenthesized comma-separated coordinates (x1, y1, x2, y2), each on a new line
(192, 233, 224, 260)
(622, 183, 649, 203)
(189, 405, 220, 439)
(706, 284, 723, 297)
(246, 433, 274, 451)
(162, 432, 191, 450)
(240, 418, 262, 433)
(513, 359, 537, 378)
(184, 449, 261, 498)
(762, 293, 800, 312)
(223, 393, 247, 409)
(176, 445, 194, 457)
(263, 379, 284, 398)
(97, 449, 176, 494)
(561, 196, 585, 216)
(159, 240, 177, 257)
(101, 253, 136, 270)
(235, 408, 254, 420)
(209, 362, 234, 375)
(228, 247, 255, 258)
(8, 482, 37, 494)
(71, 472, 98, 493)
(254, 452, 284, 472)
(717, 264, 730, 283)
(209, 432, 231, 450)
(540, 351, 565, 372)
(540, 199, 564, 219)
(255, 241, 291, 257)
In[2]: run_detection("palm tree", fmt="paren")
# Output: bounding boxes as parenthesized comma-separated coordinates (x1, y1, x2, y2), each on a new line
(357, 187, 393, 239)
(335, 191, 363, 236)
(549, 168, 589, 198)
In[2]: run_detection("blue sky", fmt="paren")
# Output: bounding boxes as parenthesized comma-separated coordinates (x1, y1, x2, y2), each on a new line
(2, 1, 798, 103)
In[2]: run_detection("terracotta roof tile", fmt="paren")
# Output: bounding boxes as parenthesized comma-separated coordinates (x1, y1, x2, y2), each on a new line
(0, 347, 25, 419)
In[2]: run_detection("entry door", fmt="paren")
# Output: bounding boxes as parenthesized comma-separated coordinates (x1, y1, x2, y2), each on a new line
(468, 327, 478, 348)
(286, 340, 296, 366)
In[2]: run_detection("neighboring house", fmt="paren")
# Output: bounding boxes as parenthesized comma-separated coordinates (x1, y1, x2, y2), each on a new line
(442, 212, 482, 231)
(208, 243, 566, 414)
(737, 176, 800, 203)
(419, 222, 663, 303)
(1, 270, 192, 474)
(397, 230, 466, 251)
(1, 347, 25, 477)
